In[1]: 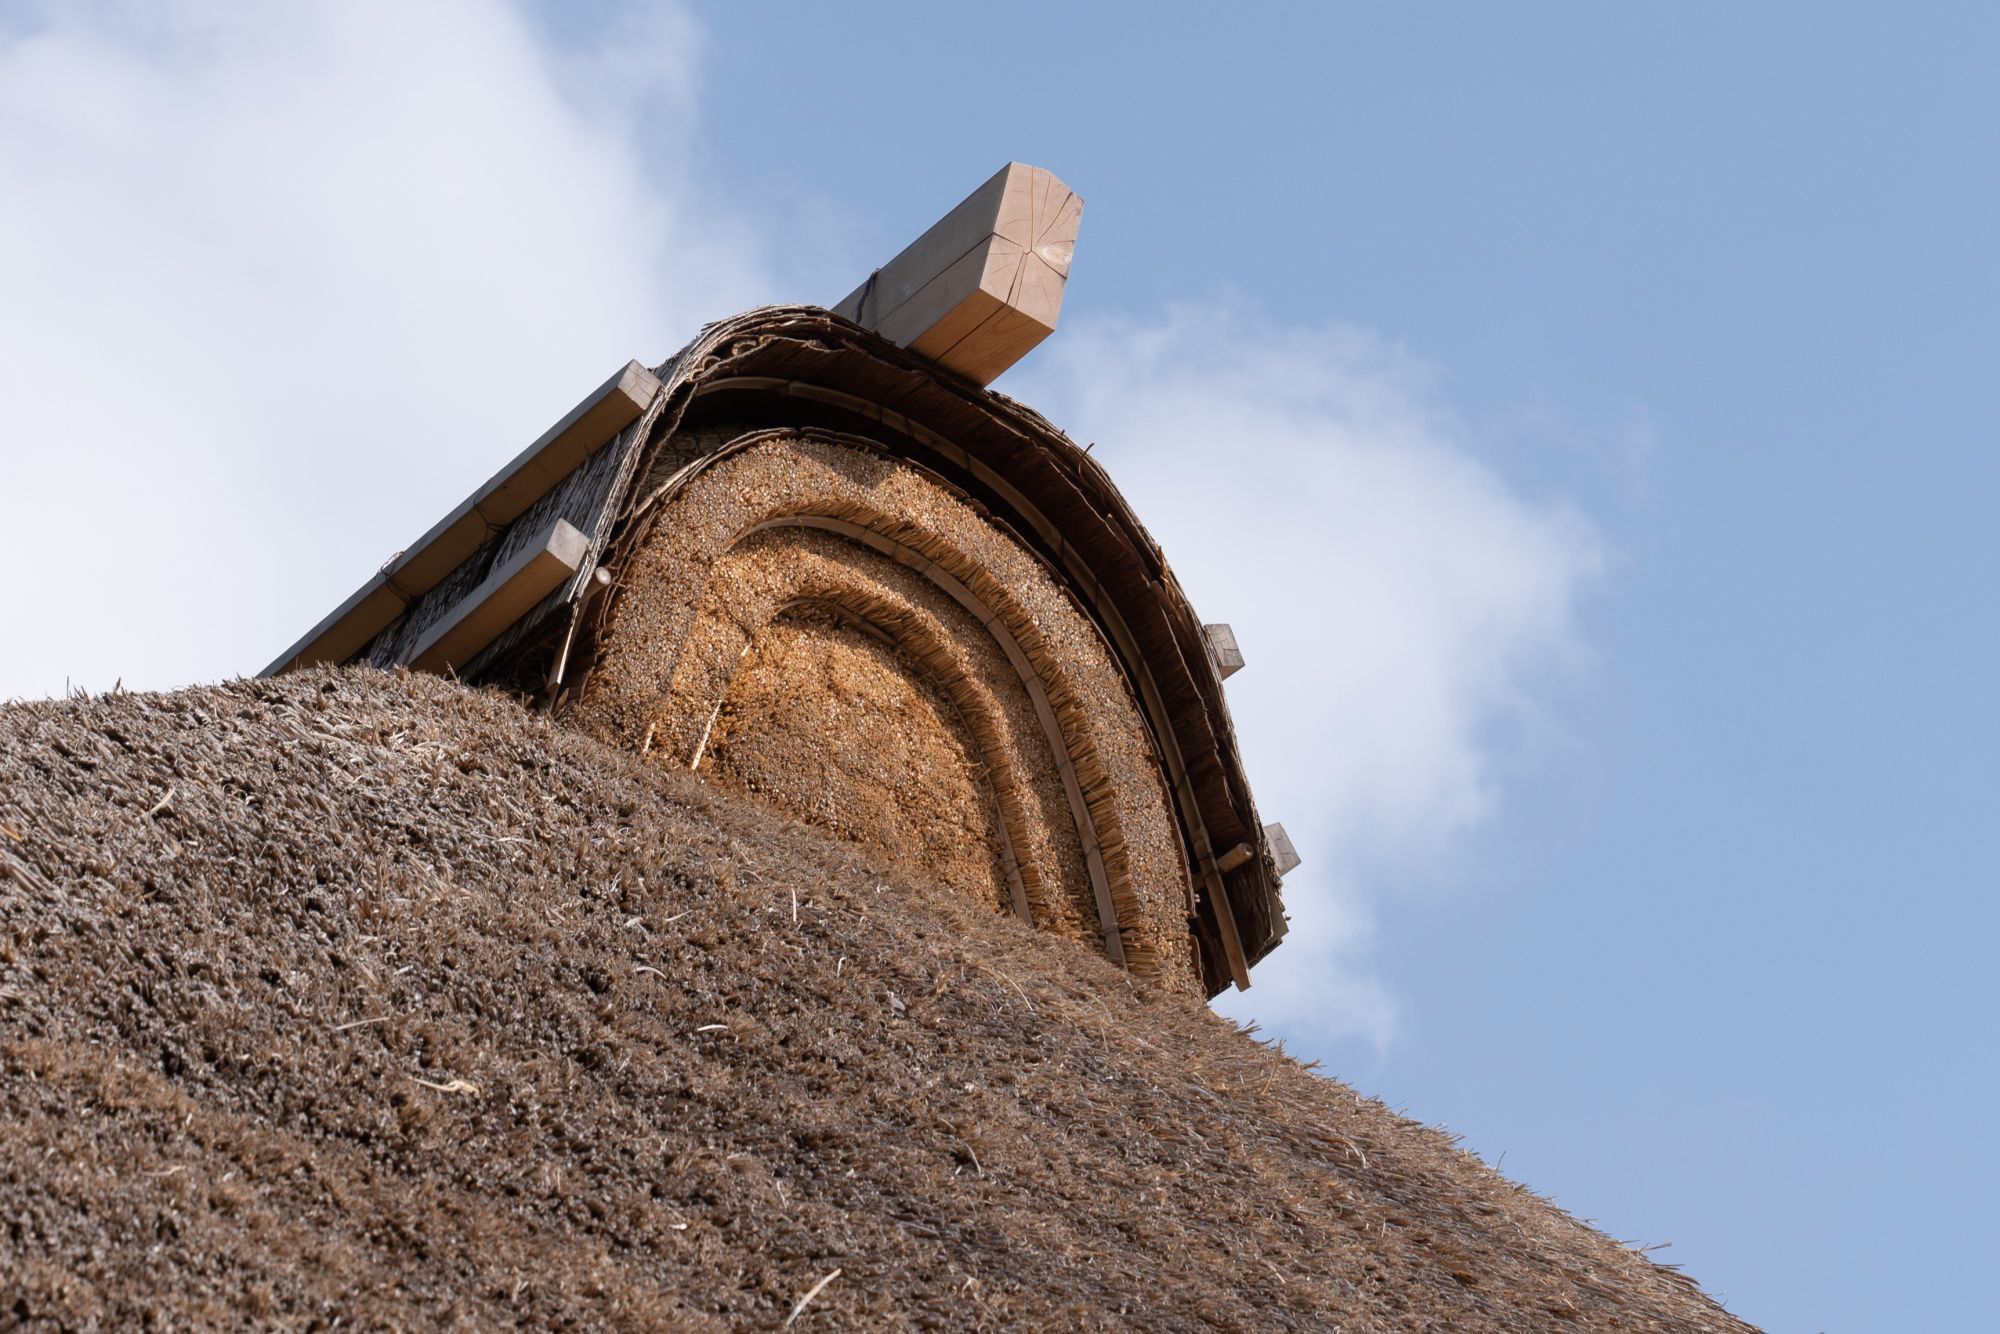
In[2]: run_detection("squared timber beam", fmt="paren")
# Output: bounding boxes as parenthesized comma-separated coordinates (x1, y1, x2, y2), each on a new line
(832, 162, 1082, 386)
(1263, 822, 1302, 878)
(408, 518, 590, 674)
(1204, 623, 1245, 680)
(263, 360, 658, 675)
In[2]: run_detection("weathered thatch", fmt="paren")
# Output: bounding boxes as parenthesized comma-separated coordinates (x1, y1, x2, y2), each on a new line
(0, 671, 1752, 1330)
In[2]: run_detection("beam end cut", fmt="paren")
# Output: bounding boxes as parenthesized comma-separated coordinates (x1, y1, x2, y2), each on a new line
(1263, 822, 1302, 879)
(1204, 623, 1245, 680)
(832, 162, 1083, 386)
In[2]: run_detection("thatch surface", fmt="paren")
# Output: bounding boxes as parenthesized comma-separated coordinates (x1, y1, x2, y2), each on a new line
(574, 431, 1194, 989)
(699, 598, 1021, 920)
(0, 672, 1750, 1330)
(653, 308, 1289, 975)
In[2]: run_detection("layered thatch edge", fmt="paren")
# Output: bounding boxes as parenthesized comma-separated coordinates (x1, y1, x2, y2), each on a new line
(267, 305, 1285, 996)
(570, 431, 1200, 987)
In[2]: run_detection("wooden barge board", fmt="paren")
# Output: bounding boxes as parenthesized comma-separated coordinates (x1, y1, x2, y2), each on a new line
(262, 360, 660, 675)
(409, 518, 590, 674)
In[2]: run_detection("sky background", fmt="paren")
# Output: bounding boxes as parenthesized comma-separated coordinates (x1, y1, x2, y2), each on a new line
(3, 3, 1995, 1328)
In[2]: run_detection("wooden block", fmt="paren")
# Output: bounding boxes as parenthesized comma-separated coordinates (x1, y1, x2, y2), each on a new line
(1215, 842, 1255, 873)
(264, 360, 658, 675)
(1203, 623, 1244, 680)
(408, 519, 590, 674)
(1263, 822, 1302, 878)
(831, 163, 1082, 385)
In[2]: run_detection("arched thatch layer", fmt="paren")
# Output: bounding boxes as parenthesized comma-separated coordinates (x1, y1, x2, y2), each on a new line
(568, 433, 1195, 987)
(267, 305, 1287, 995)
(700, 595, 1026, 924)
(540, 307, 1290, 995)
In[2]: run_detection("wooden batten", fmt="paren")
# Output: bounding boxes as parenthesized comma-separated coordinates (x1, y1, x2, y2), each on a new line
(264, 360, 660, 675)
(408, 519, 590, 673)
(831, 163, 1082, 386)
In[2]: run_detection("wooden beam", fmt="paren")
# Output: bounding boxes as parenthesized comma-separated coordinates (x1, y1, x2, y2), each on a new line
(831, 163, 1082, 386)
(1215, 842, 1254, 874)
(408, 519, 590, 674)
(1263, 822, 1302, 878)
(1203, 623, 1245, 680)
(1202, 857, 1254, 992)
(264, 360, 659, 675)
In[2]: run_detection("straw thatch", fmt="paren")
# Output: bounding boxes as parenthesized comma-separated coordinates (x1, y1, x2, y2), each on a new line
(283, 306, 1288, 994)
(0, 670, 1752, 1330)
(570, 431, 1195, 990)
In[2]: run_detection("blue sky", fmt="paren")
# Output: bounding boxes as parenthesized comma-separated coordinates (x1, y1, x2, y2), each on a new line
(4, 4, 1995, 1328)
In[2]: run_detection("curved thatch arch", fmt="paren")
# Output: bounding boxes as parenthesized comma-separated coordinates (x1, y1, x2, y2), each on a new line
(701, 588, 1037, 930)
(266, 304, 1289, 995)
(528, 307, 1290, 994)
(571, 433, 1194, 982)
(737, 521, 1120, 955)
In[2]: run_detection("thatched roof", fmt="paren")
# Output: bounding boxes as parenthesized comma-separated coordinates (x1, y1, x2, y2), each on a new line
(265, 306, 1287, 995)
(0, 671, 1752, 1330)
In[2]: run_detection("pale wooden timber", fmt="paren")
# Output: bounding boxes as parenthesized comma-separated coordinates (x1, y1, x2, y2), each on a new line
(1215, 842, 1255, 874)
(1204, 623, 1245, 680)
(1264, 822, 1302, 878)
(263, 360, 661, 675)
(409, 519, 589, 673)
(689, 368, 1262, 991)
(1203, 853, 1254, 991)
(831, 163, 1082, 386)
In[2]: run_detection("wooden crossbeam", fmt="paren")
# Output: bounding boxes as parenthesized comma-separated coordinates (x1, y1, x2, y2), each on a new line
(408, 519, 589, 673)
(264, 361, 658, 675)
(832, 163, 1082, 386)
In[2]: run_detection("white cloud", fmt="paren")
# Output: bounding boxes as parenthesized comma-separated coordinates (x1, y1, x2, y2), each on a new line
(0, 0, 771, 698)
(1015, 299, 1604, 1050)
